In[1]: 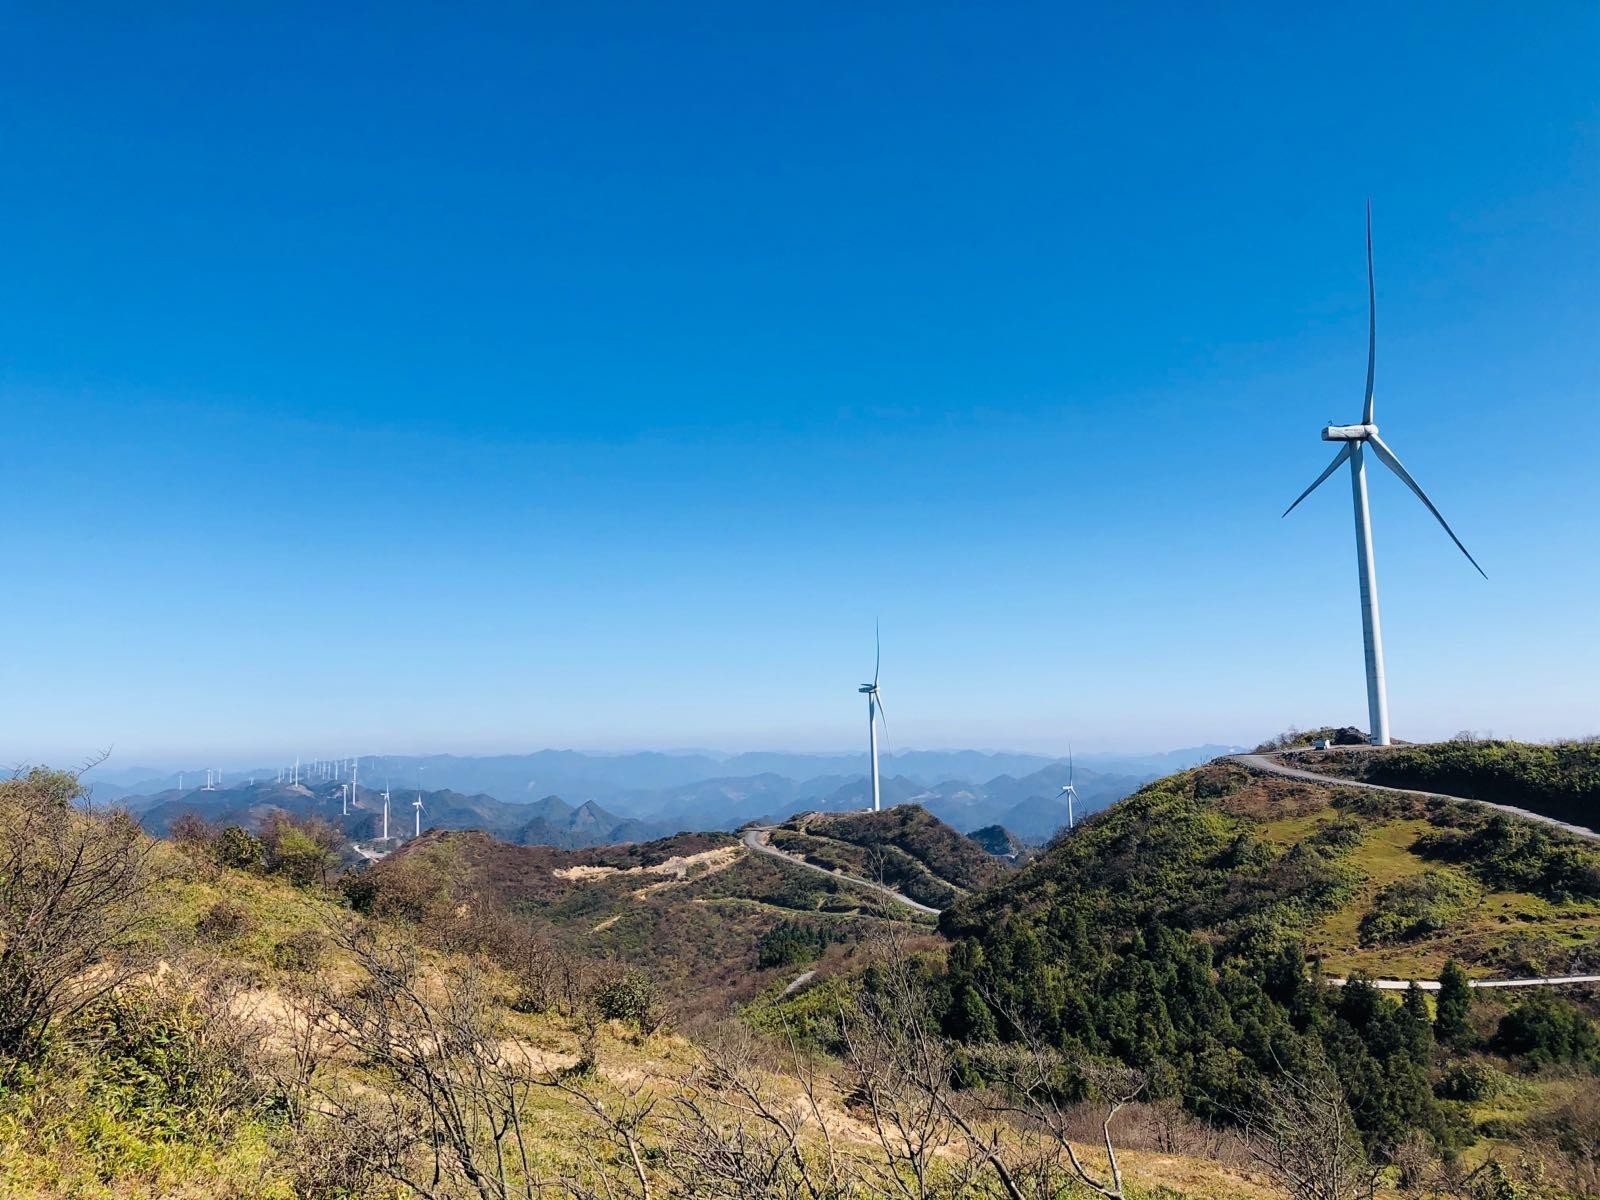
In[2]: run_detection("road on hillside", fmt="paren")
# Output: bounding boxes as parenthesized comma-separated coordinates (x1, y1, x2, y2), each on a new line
(1328, 975, 1600, 991)
(741, 828, 943, 916)
(1228, 753, 1599, 841)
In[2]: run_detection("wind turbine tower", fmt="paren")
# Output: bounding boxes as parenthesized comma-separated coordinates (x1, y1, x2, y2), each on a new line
(413, 792, 424, 838)
(1283, 207, 1485, 746)
(381, 782, 391, 841)
(858, 629, 887, 812)
(1056, 745, 1080, 830)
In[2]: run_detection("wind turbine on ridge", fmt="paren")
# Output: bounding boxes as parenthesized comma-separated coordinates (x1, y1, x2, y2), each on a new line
(1056, 744, 1079, 830)
(413, 792, 425, 838)
(858, 627, 888, 812)
(1283, 205, 1485, 747)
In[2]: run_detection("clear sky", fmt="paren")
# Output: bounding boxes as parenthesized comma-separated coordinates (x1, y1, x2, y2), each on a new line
(4, 3, 1597, 766)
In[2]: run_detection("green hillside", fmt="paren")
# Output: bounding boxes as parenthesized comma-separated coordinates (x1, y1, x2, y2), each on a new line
(935, 761, 1600, 1161)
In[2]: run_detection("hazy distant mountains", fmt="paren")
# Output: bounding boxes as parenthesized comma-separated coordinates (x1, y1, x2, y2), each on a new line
(99, 743, 1238, 847)
(129, 779, 671, 850)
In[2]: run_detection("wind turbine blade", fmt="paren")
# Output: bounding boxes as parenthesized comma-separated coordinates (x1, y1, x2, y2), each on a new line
(1367, 433, 1486, 578)
(1282, 443, 1352, 518)
(1363, 201, 1376, 426)
(1068, 742, 1074, 787)
(873, 622, 880, 689)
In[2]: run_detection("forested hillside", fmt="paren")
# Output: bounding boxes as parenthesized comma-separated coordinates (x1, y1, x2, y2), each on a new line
(934, 761, 1600, 1171)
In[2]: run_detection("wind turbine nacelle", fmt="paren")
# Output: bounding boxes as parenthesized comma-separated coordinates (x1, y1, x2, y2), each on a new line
(1322, 423, 1378, 442)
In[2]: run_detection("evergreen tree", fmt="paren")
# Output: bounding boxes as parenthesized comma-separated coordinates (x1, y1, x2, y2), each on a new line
(1435, 959, 1472, 1046)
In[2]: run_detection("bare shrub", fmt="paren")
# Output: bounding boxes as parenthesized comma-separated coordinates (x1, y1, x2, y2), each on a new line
(271, 928, 328, 974)
(196, 898, 253, 943)
(0, 767, 162, 1083)
(169, 810, 216, 853)
(1238, 1063, 1379, 1200)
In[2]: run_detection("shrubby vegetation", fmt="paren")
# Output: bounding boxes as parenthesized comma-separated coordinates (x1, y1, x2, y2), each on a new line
(1414, 813, 1600, 901)
(1334, 738, 1600, 830)
(1255, 725, 1369, 752)
(1358, 870, 1482, 946)
(1492, 994, 1600, 1068)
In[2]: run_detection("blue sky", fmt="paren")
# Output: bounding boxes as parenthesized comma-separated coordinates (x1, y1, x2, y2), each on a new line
(4, 3, 1597, 765)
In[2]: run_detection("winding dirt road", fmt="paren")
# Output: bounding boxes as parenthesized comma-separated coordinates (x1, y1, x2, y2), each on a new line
(1228, 752, 1599, 841)
(741, 827, 942, 916)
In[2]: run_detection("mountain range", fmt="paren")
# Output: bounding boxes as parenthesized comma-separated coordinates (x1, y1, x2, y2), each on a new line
(103, 743, 1240, 847)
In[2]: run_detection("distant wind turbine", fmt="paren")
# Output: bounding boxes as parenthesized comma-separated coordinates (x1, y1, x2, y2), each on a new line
(1283, 205, 1485, 747)
(1056, 744, 1079, 830)
(858, 628, 888, 812)
(381, 781, 391, 842)
(413, 792, 425, 838)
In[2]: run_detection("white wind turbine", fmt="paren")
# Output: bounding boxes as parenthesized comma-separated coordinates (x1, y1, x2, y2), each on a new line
(1056, 744, 1079, 830)
(858, 629, 888, 812)
(412, 792, 425, 838)
(1283, 206, 1485, 747)
(381, 781, 391, 842)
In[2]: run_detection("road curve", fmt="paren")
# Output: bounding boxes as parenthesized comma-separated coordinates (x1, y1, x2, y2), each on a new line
(1227, 753, 1599, 842)
(741, 828, 942, 916)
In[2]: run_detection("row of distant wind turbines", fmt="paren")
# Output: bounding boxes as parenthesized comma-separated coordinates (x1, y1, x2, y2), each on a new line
(266, 755, 427, 841)
(860, 206, 1482, 830)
